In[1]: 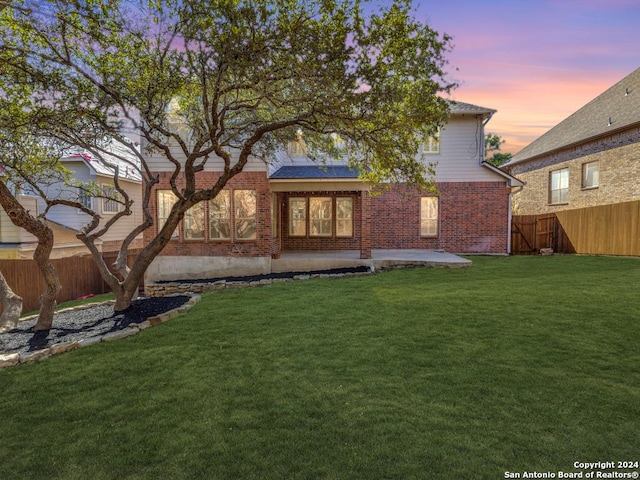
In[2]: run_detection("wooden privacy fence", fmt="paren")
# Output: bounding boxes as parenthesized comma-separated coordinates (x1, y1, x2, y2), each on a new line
(0, 250, 144, 314)
(512, 200, 640, 256)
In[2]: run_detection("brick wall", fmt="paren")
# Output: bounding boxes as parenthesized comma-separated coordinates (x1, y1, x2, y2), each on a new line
(370, 182, 511, 254)
(144, 171, 274, 257)
(509, 127, 640, 215)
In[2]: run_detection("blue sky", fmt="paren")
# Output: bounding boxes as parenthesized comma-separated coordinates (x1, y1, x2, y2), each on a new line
(406, 0, 640, 152)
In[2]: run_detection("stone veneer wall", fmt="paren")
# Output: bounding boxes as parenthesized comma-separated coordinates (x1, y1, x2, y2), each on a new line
(509, 127, 640, 215)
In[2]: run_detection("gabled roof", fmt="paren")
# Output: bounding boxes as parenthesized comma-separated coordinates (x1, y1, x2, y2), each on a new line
(507, 67, 640, 166)
(65, 139, 142, 183)
(448, 100, 496, 117)
(270, 165, 360, 179)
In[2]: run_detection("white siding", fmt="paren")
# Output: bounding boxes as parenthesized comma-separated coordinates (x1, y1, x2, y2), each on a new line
(144, 144, 268, 173)
(430, 115, 504, 183)
(41, 162, 144, 243)
(0, 196, 38, 243)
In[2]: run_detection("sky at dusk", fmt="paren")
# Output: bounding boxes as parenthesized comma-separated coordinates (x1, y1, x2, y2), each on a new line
(410, 0, 640, 154)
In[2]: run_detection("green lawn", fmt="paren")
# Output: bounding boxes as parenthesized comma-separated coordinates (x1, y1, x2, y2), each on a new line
(1, 255, 639, 479)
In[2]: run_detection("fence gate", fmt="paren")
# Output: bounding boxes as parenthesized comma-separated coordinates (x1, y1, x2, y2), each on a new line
(511, 214, 559, 255)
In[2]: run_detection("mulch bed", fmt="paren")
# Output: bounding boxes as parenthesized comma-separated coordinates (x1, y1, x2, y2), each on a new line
(0, 295, 190, 356)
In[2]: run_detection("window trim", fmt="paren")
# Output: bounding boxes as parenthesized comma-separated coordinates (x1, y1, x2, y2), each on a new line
(234, 189, 257, 241)
(309, 197, 333, 237)
(549, 168, 569, 205)
(420, 196, 439, 238)
(77, 188, 93, 214)
(288, 197, 307, 237)
(422, 128, 440, 155)
(335, 196, 354, 238)
(208, 190, 231, 241)
(101, 185, 121, 214)
(581, 161, 599, 190)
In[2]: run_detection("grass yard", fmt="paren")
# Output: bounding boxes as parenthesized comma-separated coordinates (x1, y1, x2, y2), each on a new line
(0, 255, 639, 479)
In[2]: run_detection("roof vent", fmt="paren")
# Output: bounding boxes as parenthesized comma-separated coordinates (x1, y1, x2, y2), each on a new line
(607, 117, 613, 127)
(625, 87, 631, 96)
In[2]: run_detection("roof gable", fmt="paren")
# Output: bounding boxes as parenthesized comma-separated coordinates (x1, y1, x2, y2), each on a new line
(508, 67, 640, 165)
(64, 139, 142, 183)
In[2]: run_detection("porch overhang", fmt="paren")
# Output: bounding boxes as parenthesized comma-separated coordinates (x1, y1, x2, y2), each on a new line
(269, 178, 369, 192)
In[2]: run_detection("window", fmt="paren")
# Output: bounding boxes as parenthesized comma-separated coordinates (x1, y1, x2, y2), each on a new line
(289, 198, 307, 236)
(309, 197, 332, 237)
(336, 197, 353, 237)
(582, 161, 599, 189)
(78, 188, 93, 210)
(420, 197, 438, 237)
(271, 194, 279, 239)
(102, 185, 121, 213)
(157, 190, 179, 238)
(288, 129, 307, 156)
(209, 190, 231, 240)
(549, 168, 569, 204)
(184, 202, 205, 240)
(234, 190, 256, 240)
(422, 129, 440, 154)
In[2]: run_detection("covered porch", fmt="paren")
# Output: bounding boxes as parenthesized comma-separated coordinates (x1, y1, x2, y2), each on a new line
(271, 249, 472, 273)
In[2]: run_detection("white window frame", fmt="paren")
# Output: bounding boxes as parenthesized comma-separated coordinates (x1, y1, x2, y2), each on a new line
(309, 197, 333, 237)
(582, 161, 599, 189)
(77, 188, 93, 213)
(422, 128, 440, 154)
(420, 197, 439, 237)
(157, 190, 179, 239)
(208, 190, 231, 240)
(102, 185, 121, 214)
(234, 190, 257, 240)
(549, 168, 569, 205)
(336, 197, 353, 237)
(289, 197, 307, 237)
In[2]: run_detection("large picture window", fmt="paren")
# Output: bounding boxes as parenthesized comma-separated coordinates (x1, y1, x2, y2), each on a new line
(336, 197, 353, 237)
(420, 197, 439, 237)
(234, 190, 257, 240)
(549, 168, 569, 204)
(209, 190, 231, 240)
(310, 197, 332, 237)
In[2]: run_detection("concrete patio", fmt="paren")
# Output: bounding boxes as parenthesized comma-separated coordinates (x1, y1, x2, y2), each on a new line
(271, 249, 472, 273)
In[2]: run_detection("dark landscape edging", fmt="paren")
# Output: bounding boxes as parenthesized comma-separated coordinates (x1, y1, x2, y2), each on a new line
(0, 294, 201, 369)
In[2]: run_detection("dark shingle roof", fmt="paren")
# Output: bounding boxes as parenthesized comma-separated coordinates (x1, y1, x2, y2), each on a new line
(448, 100, 496, 116)
(270, 165, 360, 179)
(507, 67, 640, 166)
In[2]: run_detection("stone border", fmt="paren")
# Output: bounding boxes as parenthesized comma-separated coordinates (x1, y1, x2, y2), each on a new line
(0, 294, 201, 369)
(145, 269, 375, 297)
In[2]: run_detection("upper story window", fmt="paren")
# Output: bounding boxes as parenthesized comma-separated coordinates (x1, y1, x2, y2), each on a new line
(77, 188, 93, 211)
(422, 129, 440, 154)
(582, 161, 599, 189)
(288, 129, 307, 156)
(549, 168, 569, 205)
(102, 185, 121, 213)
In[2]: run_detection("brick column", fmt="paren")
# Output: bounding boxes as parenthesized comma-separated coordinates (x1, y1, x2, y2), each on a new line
(360, 190, 372, 259)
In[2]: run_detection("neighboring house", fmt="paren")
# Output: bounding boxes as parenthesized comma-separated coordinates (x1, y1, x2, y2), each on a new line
(502, 68, 640, 256)
(143, 101, 522, 281)
(35, 140, 144, 255)
(504, 67, 640, 215)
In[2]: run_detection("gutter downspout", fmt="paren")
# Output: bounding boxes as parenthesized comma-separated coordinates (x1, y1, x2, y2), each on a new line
(507, 184, 524, 254)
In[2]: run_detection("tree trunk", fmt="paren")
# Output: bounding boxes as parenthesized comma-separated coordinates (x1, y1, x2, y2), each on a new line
(32, 237, 61, 331)
(0, 269, 22, 333)
(0, 181, 61, 331)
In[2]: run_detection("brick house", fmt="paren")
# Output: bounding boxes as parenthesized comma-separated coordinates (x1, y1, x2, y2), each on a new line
(144, 101, 521, 281)
(503, 67, 640, 215)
